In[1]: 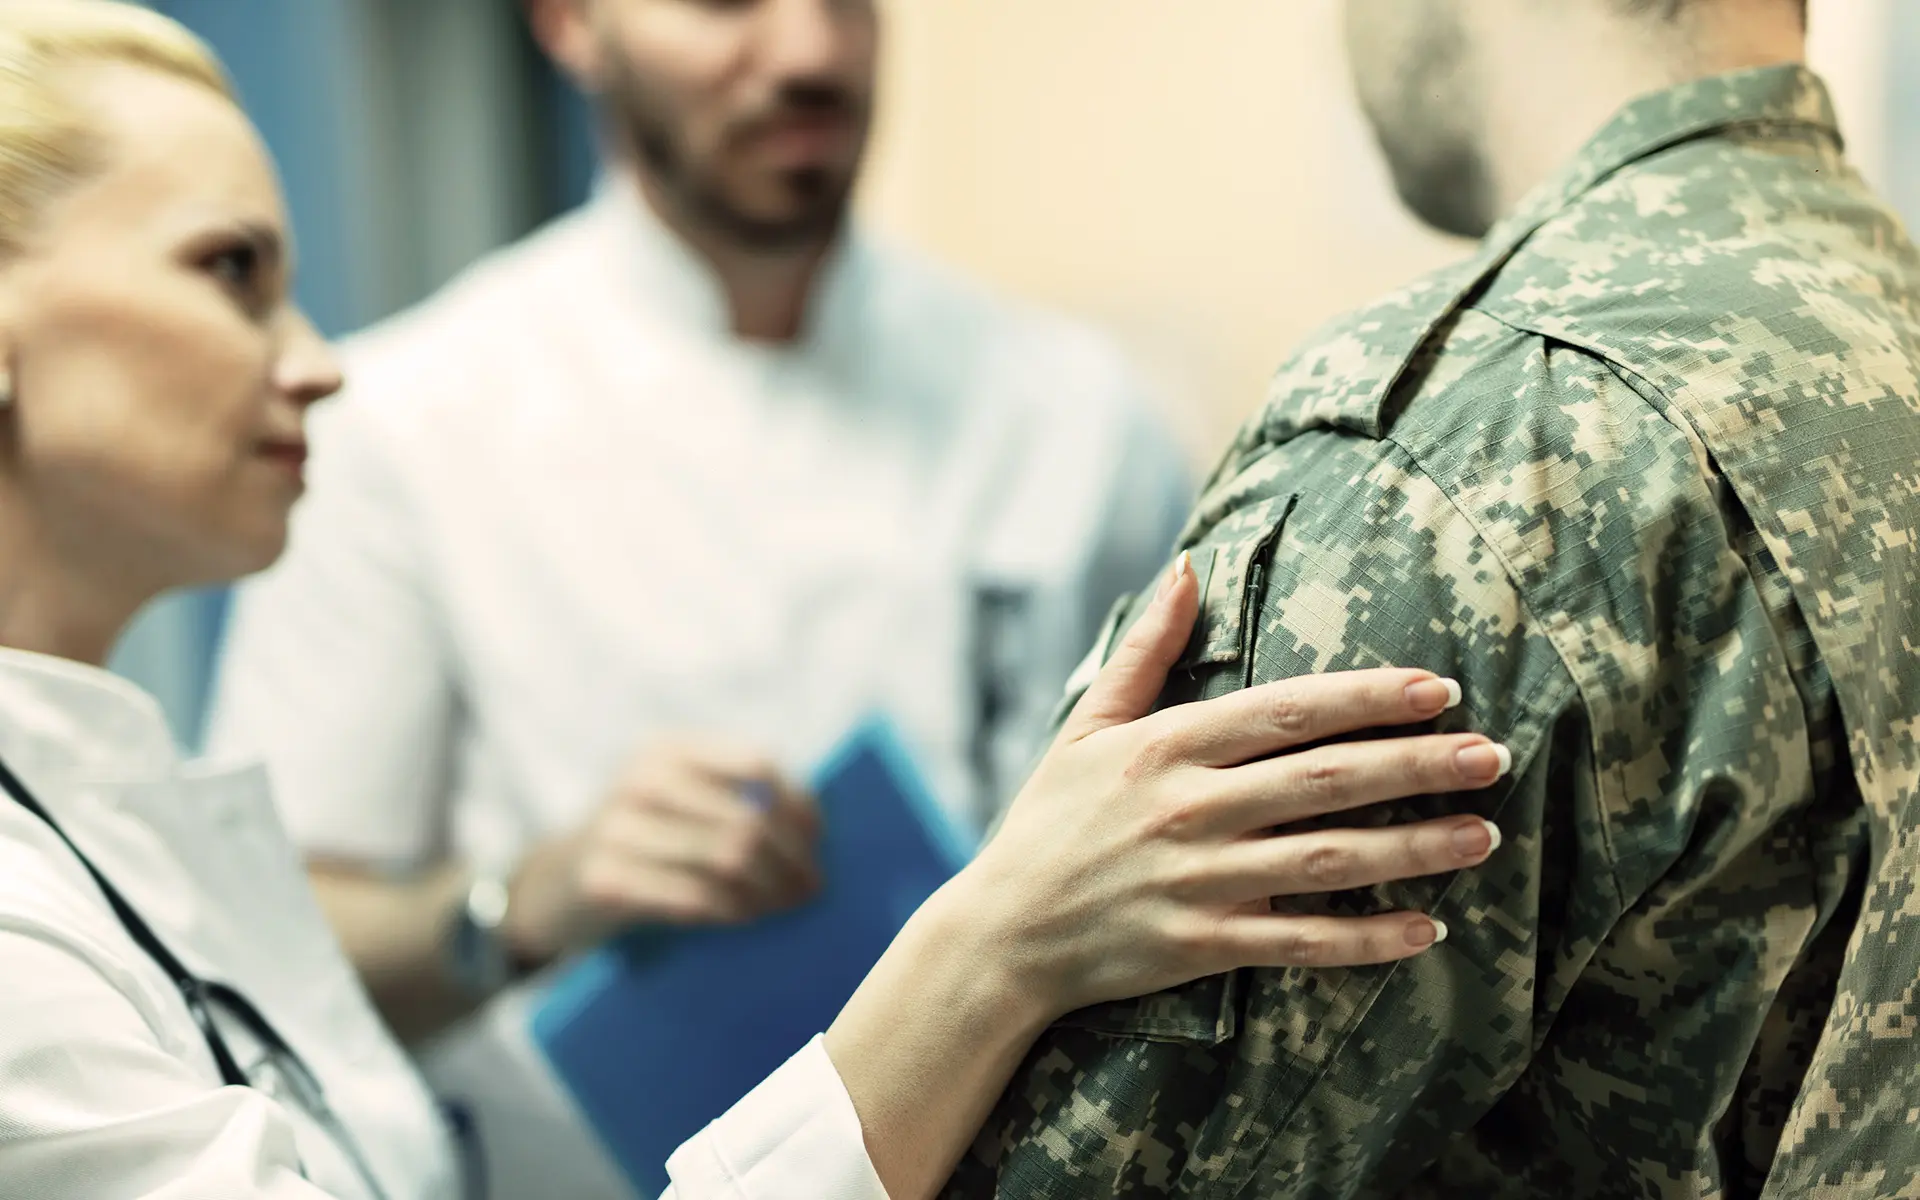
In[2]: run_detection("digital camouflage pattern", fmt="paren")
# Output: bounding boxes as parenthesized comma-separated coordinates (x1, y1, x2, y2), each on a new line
(946, 66, 1920, 1199)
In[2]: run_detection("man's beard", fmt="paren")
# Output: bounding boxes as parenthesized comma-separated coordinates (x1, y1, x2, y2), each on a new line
(609, 66, 866, 254)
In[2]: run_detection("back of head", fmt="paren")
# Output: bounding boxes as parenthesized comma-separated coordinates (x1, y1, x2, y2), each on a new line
(0, 0, 229, 256)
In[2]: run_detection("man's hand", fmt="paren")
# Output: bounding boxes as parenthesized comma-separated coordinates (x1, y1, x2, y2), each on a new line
(502, 739, 821, 963)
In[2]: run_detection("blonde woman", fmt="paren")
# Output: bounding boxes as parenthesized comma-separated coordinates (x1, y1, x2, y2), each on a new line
(0, 4, 1509, 1197)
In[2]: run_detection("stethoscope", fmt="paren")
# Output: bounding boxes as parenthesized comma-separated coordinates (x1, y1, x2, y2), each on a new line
(0, 752, 400, 1200)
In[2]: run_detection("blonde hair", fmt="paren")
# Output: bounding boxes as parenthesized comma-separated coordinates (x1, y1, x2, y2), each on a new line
(0, 0, 230, 254)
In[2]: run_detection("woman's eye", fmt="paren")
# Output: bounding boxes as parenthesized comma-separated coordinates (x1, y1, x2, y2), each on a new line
(205, 243, 260, 295)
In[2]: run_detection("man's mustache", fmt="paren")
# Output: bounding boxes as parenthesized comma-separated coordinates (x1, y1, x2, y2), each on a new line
(727, 82, 868, 143)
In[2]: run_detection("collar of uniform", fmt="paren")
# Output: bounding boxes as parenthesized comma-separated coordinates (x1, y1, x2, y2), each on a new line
(1483, 63, 1840, 257)
(0, 647, 176, 785)
(1218, 64, 1841, 484)
(588, 170, 870, 359)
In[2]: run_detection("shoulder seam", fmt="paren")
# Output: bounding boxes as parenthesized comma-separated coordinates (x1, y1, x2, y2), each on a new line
(1369, 433, 1625, 908)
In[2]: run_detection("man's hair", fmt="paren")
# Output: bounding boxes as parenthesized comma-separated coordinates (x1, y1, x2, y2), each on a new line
(1614, 0, 1808, 27)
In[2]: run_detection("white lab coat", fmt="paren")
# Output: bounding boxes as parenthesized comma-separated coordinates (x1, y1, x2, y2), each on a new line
(208, 176, 1191, 1198)
(0, 647, 460, 1199)
(0, 647, 887, 1199)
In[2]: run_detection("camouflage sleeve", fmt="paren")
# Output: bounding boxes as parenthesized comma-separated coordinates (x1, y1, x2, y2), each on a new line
(946, 338, 1827, 1198)
(945, 420, 1590, 1199)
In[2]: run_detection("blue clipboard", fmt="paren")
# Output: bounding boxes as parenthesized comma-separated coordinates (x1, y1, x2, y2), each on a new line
(528, 716, 973, 1196)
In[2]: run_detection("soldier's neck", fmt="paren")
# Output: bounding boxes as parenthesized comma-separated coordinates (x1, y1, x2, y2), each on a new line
(1476, 4, 1807, 222)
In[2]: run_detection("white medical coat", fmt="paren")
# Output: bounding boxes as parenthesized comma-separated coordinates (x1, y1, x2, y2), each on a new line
(0, 646, 903, 1199)
(0, 648, 460, 1199)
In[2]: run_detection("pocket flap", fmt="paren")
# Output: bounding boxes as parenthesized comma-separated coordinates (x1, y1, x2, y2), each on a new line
(1055, 970, 1243, 1046)
(1178, 494, 1296, 670)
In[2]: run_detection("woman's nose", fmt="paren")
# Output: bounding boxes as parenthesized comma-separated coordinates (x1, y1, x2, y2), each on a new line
(274, 308, 343, 406)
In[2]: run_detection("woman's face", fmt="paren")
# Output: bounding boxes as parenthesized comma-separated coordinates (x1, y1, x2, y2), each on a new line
(0, 63, 340, 587)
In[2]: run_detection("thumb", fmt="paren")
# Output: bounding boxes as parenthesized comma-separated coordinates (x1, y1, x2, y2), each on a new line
(1060, 551, 1200, 741)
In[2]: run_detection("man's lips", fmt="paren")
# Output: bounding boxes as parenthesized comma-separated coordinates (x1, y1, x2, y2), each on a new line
(745, 113, 858, 161)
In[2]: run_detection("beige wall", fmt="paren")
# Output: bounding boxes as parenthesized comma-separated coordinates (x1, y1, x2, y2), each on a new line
(859, 0, 1889, 465)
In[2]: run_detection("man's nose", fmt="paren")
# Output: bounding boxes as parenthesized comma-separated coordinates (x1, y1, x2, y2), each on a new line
(755, 0, 863, 83)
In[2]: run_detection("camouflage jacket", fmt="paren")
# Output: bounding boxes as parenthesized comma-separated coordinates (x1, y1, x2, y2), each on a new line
(946, 66, 1920, 1200)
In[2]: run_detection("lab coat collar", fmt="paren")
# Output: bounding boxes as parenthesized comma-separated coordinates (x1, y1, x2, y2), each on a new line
(589, 170, 870, 359)
(0, 646, 177, 785)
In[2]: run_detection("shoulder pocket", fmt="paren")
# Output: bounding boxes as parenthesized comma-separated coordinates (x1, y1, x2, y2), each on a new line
(1055, 495, 1297, 1047)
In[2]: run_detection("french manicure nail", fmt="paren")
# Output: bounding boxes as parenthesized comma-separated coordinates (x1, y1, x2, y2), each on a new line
(1156, 552, 1192, 602)
(1406, 917, 1446, 947)
(1430, 919, 1449, 944)
(1455, 743, 1510, 780)
(1405, 678, 1454, 713)
(1451, 819, 1497, 859)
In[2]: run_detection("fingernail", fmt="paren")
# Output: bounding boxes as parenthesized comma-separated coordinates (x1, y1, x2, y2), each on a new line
(1405, 917, 1445, 947)
(1452, 818, 1499, 859)
(1404, 678, 1461, 713)
(1455, 743, 1512, 780)
(1155, 551, 1190, 602)
(1430, 919, 1449, 944)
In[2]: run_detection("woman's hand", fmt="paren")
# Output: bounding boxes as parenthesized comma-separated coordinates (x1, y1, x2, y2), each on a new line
(822, 552, 1506, 1200)
(958, 548, 1507, 1016)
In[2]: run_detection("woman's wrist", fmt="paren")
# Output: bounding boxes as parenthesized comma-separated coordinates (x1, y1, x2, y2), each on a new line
(913, 867, 1058, 1038)
(822, 869, 1060, 1198)
(829, 869, 1053, 1068)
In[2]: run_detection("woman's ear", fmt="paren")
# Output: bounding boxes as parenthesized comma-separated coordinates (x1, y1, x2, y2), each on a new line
(0, 318, 18, 412)
(0, 328, 16, 412)
(0, 280, 25, 414)
(0, 349, 17, 459)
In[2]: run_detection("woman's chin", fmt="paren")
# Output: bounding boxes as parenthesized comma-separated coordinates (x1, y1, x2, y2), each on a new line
(232, 528, 290, 580)
(194, 519, 290, 585)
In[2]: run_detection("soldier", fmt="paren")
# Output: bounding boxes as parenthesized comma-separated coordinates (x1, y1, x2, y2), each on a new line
(949, 0, 1920, 1196)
